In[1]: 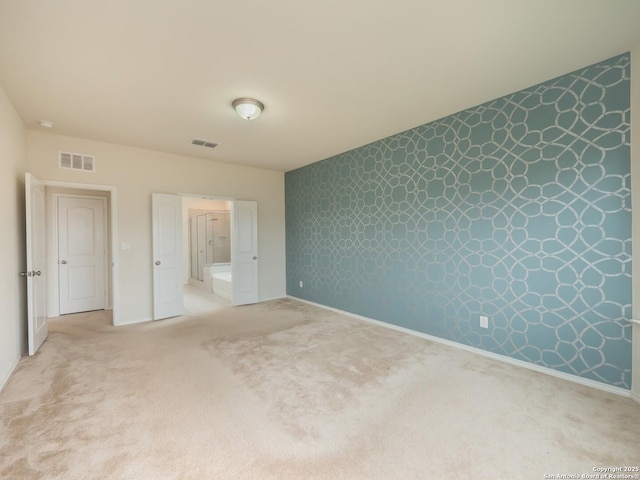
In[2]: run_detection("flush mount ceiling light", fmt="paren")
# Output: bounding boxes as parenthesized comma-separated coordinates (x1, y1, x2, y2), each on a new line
(232, 97, 264, 120)
(38, 120, 54, 128)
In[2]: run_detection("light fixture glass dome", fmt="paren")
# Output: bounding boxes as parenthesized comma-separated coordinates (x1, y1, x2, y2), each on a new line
(232, 98, 264, 120)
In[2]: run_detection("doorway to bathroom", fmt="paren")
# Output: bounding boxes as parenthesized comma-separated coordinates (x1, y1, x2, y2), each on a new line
(182, 196, 231, 315)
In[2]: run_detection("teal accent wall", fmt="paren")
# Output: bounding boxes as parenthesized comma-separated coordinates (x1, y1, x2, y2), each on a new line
(285, 54, 631, 389)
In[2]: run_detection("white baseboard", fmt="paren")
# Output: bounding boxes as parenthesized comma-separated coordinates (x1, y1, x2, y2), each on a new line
(0, 355, 21, 393)
(258, 295, 289, 303)
(114, 316, 152, 327)
(288, 295, 633, 399)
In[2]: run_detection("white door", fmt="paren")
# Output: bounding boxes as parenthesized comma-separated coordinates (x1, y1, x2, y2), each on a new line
(190, 217, 198, 279)
(152, 193, 184, 320)
(25, 173, 47, 355)
(58, 196, 106, 315)
(232, 201, 259, 306)
(197, 214, 206, 280)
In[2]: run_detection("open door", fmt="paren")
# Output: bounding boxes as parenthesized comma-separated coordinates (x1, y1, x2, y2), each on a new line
(152, 193, 183, 320)
(25, 173, 48, 355)
(232, 200, 258, 306)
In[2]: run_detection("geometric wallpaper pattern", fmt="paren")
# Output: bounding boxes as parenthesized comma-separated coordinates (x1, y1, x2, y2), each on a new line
(285, 54, 631, 389)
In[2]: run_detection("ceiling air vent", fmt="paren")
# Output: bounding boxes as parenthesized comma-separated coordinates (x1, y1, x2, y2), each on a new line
(59, 151, 96, 172)
(191, 138, 218, 149)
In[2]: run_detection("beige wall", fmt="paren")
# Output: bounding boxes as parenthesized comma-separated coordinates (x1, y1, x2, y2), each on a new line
(0, 85, 27, 389)
(26, 131, 286, 325)
(632, 44, 639, 402)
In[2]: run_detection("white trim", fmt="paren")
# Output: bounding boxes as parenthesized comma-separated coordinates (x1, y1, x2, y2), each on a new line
(0, 355, 20, 393)
(41, 180, 119, 325)
(288, 295, 633, 399)
(632, 392, 640, 404)
(260, 295, 289, 303)
(51, 193, 109, 316)
(113, 316, 152, 327)
(44, 180, 112, 191)
(109, 189, 119, 325)
(178, 192, 235, 201)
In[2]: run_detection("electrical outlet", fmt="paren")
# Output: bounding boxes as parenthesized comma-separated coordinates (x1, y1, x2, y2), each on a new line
(299, 280, 303, 288)
(480, 316, 488, 329)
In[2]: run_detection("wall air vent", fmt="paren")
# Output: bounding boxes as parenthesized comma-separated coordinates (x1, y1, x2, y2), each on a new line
(59, 151, 96, 172)
(191, 138, 218, 149)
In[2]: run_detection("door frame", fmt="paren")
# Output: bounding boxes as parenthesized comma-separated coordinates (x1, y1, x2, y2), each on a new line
(179, 193, 258, 306)
(53, 193, 108, 316)
(180, 193, 235, 287)
(42, 180, 119, 325)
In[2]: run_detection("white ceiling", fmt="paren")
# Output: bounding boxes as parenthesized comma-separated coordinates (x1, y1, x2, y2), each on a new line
(0, 0, 639, 172)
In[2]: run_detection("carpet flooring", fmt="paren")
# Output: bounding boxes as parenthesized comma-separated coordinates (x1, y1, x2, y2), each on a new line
(1, 298, 638, 479)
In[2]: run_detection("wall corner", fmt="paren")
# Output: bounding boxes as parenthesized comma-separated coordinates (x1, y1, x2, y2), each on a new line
(631, 44, 640, 399)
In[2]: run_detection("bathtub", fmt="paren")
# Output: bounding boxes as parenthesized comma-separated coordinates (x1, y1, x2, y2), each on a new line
(212, 270, 232, 300)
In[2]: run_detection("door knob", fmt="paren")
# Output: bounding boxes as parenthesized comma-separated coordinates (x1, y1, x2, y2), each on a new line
(22, 271, 42, 276)
(252, 256, 257, 260)
(60, 260, 67, 264)
(155, 261, 161, 265)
